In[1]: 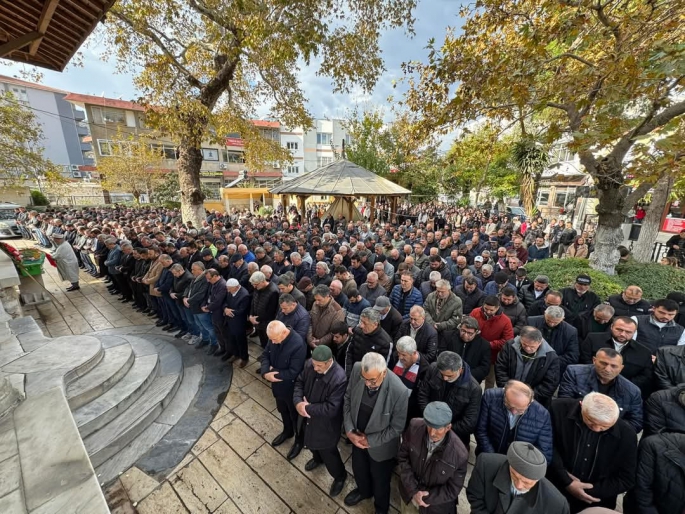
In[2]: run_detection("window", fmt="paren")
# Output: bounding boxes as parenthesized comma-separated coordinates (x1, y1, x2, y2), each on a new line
(317, 157, 333, 167)
(286, 165, 299, 174)
(91, 107, 126, 125)
(345, 134, 353, 146)
(317, 132, 332, 145)
(202, 181, 222, 199)
(221, 150, 245, 163)
(286, 142, 298, 150)
(201, 148, 219, 161)
(137, 114, 148, 129)
(150, 143, 177, 160)
(537, 190, 550, 206)
(9, 87, 28, 103)
(97, 140, 113, 156)
(554, 187, 574, 208)
(550, 145, 573, 164)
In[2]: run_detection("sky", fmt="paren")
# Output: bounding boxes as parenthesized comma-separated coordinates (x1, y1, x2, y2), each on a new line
(1, 1, 461, 134)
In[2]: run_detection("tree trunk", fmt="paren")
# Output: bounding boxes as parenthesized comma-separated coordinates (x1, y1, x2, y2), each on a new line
(520, 171, 535, 218)
(633, 174, 671, 263)
(177, 140, 205, 227)
(589, 170, 627, 275)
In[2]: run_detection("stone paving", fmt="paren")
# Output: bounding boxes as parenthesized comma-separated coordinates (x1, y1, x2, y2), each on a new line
(11, 240, 624, 514)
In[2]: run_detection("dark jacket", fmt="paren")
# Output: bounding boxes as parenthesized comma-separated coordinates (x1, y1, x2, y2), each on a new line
(380, 306, 403, 341)
(527, 244, 550, 262)
(349, 264, 368, 287)
(560, 287, 601, 323)
(442, 333, 489, 386)
(495, 337, 560, 407)
(518, 283, 548, 311)
(548, 399, 637, 511)
(250, 281, 280, 330)
(559, 364, 643, 433)
(627, 432, 685, 514)
(454, 284, 484, 315)
(155, 267, 174, 296)
(417, 362, 482, 446)
(572, 309, 612, 342)
(171, 270, 193, 305)
(607, 293, 651, 317)
(223, 285, 251, 329)
(580, 333, 653, 398)
(345, 325, 392, 377)
(475, 388, 553, 463)
(396, 320, 438, 363)
(398, 419, 468, 514)
(528, 316, 579, 376)
(292, 262, 311, 283)
(467, 453, 570, 514)
(204, 277, 227, 321)
(276, 303, 311, 342)
(184, 274, 209, 314)
(654, 345, 685, 391)
(634, 314, 685, 354)
(228, 262, 249, 287)
(644, 384, 685, 437)
(293, 359, 347, 450)
(500, 298, 527, 335)
(260, 329, 306, 398)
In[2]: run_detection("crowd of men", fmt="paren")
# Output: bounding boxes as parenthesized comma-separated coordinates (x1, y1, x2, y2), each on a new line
(14, 203, 685, 514)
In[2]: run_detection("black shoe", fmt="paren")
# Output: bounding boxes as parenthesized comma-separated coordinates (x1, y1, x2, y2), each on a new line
(344, 489, 368, 507)
(174, 331, 187, 339)
(141, 308, 150, 314)
(225, 355, 238, 363)
(330, 476, 346, 497)
(155, 320, 166, 327)
(206, 345, 218, 356)
(147, 312, 157, 317)
(121, 299, 131, 304)
(214, 350, 226, 358)
(271, 432, 293, 447)
(195, 340, 209, 349)
(304, 459, 321, 472)
(162, 325, 176, 332)
(286, 443, 302, 461)
(66, 285, 80, 292)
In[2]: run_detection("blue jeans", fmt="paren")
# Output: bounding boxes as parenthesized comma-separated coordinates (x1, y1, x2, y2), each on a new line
(194, 312, 217, 345)
(181, 306, 200, 336)
(164, 296, 187, 330)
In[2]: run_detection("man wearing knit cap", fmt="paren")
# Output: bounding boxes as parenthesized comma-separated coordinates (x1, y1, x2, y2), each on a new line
(222, 278, 251, 366)
(467, 441, 569, 514)
(398, 401, 468, 513)
(292, 344, 348, 496)
(52, 231, 81, 291)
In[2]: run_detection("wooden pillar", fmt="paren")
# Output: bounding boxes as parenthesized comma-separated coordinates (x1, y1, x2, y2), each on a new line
(249, 193, 254, 212)
(282, 194, 289, 208)
(370, 195, 376, 224)
(390, 196, 397, 224)
(348, 197, 353, 222)
(297, 195, 306, 216)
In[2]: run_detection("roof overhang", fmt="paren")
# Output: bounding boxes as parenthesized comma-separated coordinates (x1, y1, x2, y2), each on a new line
(0, 0, 116, 72)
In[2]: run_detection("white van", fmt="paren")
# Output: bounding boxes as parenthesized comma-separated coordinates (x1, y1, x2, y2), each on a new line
(0, 203, 22, 238)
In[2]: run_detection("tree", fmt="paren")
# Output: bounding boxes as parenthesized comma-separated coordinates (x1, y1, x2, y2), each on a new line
(103, 0, 416, 227)
(97, 132, 166, 203)
(402, 0, 685, 274)
(344, 109, 392, 176)
(0, 91, 61, 184)
(632, 174, 673, 262)
(153, 171, 213, 206)
(512, 138, 549, 217)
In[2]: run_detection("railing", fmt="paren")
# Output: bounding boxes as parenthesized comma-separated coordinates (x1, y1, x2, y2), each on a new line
(651, 242, 669, 263)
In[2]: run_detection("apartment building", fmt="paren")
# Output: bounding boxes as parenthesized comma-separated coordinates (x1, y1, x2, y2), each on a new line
(63, 94, 283, 198)
(0, 75, 92, 176)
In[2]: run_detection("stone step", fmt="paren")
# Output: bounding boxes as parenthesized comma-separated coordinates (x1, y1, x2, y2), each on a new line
(84, 372, 182, 468)
(66, 343, 135, 410)
(73, 353, 160, 437)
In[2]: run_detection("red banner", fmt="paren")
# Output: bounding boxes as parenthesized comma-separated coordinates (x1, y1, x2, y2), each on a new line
(662, 217, 685, 233)
(225, 137, 244, 147)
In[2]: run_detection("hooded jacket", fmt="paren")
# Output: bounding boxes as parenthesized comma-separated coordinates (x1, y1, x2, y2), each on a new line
(470, 307, 515, 363)
(454, 284, 485, 315)
(495, 337, 560, 407)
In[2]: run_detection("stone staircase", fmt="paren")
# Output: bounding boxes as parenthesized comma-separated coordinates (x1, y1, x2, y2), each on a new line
(0, 315, 202, 512)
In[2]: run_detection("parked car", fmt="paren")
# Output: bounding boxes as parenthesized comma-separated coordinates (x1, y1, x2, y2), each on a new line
(0, 203, 22, 238)
(506, 206, 527, 221)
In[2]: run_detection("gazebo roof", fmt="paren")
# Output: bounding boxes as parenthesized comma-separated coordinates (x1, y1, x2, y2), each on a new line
(0, 0, 116, 71)
(270, 159, 411, 196)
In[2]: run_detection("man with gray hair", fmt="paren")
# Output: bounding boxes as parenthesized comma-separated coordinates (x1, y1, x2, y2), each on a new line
(396, 305, 439, 364)
(420, 270, 441, 300)
(359, 272, 386, 305)
(249, 271, 280, 348)
(51, 231, 80, 291)
(548, 393, 637, 513)
(389, 336, 428, 422)
(573, 303, 614, 342)
(343, 352, 408, 512)
(312, 261, 332, 287)
(529, 305, 579, 376)
(345, 307, 393, 377)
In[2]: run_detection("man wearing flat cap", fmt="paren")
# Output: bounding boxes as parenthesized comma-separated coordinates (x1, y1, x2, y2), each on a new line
(398, 401, 469, 514)
(560, 274, 600, 324)
(292, 344, 348, 497)
(467, 441, 569, 514)
(52, 231, 81, 291)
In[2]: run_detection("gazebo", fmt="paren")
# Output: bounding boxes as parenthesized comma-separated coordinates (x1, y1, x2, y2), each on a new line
(270, 159, 411, 223)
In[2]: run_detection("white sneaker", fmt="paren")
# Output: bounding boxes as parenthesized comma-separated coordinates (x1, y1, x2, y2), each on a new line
(181, 333, 193, 341)
(188, 335, 201, 345)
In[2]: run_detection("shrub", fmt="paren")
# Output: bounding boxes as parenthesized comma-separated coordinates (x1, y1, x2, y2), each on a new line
(524, 258, 624, 300)
(30, 190, 49, 206)
(616, 263, 685, 300)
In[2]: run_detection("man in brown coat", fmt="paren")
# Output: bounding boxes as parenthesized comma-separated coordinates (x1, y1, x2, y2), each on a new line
(307, 284, 346, 349)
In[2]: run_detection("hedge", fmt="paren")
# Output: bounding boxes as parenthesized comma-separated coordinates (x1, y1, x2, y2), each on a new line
(616, 263, 685, 300)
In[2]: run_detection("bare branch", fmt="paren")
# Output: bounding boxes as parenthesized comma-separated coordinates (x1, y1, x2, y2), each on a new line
(592, 1, 621, 43)
(546, 102, 570, 113)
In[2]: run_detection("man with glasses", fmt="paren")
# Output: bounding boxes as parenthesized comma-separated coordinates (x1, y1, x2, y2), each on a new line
(475, 380, 553, 463)
(443, 317, 491, 384)
(343, 352, 408, 513)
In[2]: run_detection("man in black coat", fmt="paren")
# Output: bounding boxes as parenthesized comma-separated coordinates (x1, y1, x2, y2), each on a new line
(547, 394, 637, 513)
(644, 383, 685, 437)
(345, 307, 392, 377)
(262, 321, 307, 450)
(228, 253, 249, 286)
(454, 277, 484, 315)
(222, 278, 252, 366)
(572, 304, 614, 342)
(560, 274, 601, 324)
(395, 305, 438, 363)
(374, 296, 403, 341)
(607, 286, 651, 317)
(654, 344, 685, 390)
(201, 269, 227, 356)
(249, 271, 280, 348)
(579, 316, 653, 398)
(417, 351, 482, 450)
(292, 345, 348, 497)
(442, 316, 491, 384)
(528, 306, 579, 377)
(518, 275, 550, 311)
(495, 327, 560, 408)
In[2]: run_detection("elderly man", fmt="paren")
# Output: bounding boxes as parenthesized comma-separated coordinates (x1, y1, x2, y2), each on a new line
(398, 402, 469, 514)
(396, 305, 439, 364)
(360, 272, 386, 305)
(560, 274, 601, 324)
(52, 232, 80, 291)
(329, 279, 349, 309)
(580, 316, 652, 398)
(249, 271, 280, 348)
(495, 326, 560, 408)
(390, 336, 429, 421)
(262, 320, 306, 450)
(607, 285, 651, 317)
(573, 304, 614, 342)
(312, 261, 333, 287)
(467, 442, 569, 514)
(343, 353, 408, 513)
(528, 305, 579, 376)
(633, 298, 685, 354)
(374, 262, 394, 294)
(424, 279, 463, 338)
(548, 393, 637, 513)
(518, 275, 550, 311)
(559, 348, 643, 433)
(346, 308, 393, 377)
(418, 352, 482, 450)
(420, 271, 441, 300)
(293, 345, 348, 495)
(390, 271, 424, 320)
(222, 277, 251, 366)
(374, 296, 404, 341)
(307, 284, 346, 350)
(475, 380, 553, 463)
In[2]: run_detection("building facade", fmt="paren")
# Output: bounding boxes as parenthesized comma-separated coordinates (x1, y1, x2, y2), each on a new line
(0, 75, 92, 175)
